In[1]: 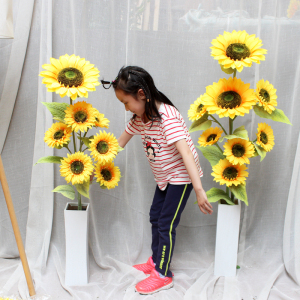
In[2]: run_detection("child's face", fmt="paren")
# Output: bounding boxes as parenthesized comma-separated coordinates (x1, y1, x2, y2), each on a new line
(115, 89, 146, 117)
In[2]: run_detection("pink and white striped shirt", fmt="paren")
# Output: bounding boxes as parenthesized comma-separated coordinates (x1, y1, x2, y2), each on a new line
(125, 103, 203, 191)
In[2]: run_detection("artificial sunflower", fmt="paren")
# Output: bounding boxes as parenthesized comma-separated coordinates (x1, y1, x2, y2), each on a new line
(211, 158, 248, 187)
(44, 122, 72, 148)
(60, 152, 94, 185)
(39, 54, 100, 100)
(188, 95, 207, 121)
(256, 123, 275, 152)
(202, 77, 256, 119)
(223, 138, 255, 165)
(89, 131, 119, 163)
(255, 79, 277, 114)
(94, 111, 110, 128)
(210, 30, 267, 72)
(287, 0, 300, 18)
(94, 161, 121, 189)
(198, 127, 223, 147)
(64, 100, 98, 132)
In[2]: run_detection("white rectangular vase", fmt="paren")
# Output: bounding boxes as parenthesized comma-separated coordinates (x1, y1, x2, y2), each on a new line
(214, 200, 241, 277)
(64, 202, 90, 286)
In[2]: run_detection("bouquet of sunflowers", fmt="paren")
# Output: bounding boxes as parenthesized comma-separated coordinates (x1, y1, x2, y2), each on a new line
(188, 30, 291, 206)
(36, 54, 122, 210)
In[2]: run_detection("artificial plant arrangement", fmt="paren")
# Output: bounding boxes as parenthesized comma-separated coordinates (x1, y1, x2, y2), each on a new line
(188, 30, 291, 206)
(36, 54, 122, 210)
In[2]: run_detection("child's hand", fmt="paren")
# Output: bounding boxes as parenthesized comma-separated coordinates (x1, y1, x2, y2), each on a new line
(196, 189, 213, 215)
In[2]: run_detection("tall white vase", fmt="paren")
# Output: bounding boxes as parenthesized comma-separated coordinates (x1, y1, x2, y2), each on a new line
(64, 202, 90, 286)
(214, 200, 241, 277)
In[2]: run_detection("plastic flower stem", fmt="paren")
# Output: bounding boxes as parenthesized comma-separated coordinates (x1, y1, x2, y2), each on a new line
(210, 115, 228, 135)
(65, 145, 72, 154)
(215, 143, 223, 153)
(70, 98, 77, 153)
(82, 147, 88, 152)
(77, 191, 82, 211)
(229, 118, 233, 135)
(233, 68, 237, 78)
(253, 138, 257, 142)
(79, 131, 82, 152)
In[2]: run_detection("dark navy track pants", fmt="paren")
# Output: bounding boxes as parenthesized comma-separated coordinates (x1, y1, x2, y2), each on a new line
(149, 183, 193, 277)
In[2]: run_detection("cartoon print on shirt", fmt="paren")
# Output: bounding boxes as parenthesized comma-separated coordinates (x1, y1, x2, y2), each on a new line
(146, 141, 156, 162)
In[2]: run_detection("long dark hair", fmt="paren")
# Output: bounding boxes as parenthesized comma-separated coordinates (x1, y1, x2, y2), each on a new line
(101, 66, 177, 128)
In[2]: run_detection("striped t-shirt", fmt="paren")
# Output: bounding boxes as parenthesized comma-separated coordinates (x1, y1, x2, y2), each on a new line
(125, 103, 203, 190)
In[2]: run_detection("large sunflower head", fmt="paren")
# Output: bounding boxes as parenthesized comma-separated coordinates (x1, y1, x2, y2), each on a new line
(198, 127, 223, 147)
(256, 123, 275, 152)
(223, 138, 255, 165)
(94, 111, 110, 128)
(39, 54, 100, 100)
(64, 100, 98, 132)
(202, 77, 256, 119)
(255, 79, 277, 114)
(211, 158, 248, 187)
(188, 95, 207, 121)
(94, 161, 121, 189)
(89, 131, 119, 163)
(60, 152, 94, 185)
(210, 30, 267, 72)
(44, 122, 72, 149)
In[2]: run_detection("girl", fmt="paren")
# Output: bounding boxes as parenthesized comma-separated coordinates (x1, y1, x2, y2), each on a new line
(101, 66, 213, 295)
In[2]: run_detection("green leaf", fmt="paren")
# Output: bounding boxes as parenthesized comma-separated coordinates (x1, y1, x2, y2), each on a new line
(52, 185, 75, 200)
(219, 126, 249, 142)
(253, 105, 292, 125)
(34, 156, 64, 165)
(229, 183, 248, 205)
(252, 142, 267, 162)
(118, 146, 124, 153)
(236, 265, 240, 269)
(206, 187, 234, 205)
(42, 102, 69, 122)
(53, 116, 66, 123)
(100, 184, 107, 189)
(220, 65, 234, 74)
(75, 180, 90, 199)
(78, 137, 91, 148)
(188, 112, 210, 133)
(196, 145, 225, 167)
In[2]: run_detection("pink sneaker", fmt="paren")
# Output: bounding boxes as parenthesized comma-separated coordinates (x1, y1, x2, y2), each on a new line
(135, 269, 173, 295)
(133, 256, 155, 275)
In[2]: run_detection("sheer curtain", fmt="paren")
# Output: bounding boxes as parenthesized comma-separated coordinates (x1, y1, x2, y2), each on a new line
(0, 0, 300, 299)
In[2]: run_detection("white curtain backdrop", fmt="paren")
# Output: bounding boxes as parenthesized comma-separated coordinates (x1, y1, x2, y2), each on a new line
(0, 0, 300, 299)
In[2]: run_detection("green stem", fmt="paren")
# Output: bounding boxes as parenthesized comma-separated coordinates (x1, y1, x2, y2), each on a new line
(231, 191, 235, 204)
(77, 192, 82, 211)
(226, 186, 229, 197)
(65, 144, 72, 154)
(70, 98, 77, 153)
(233, 68, 237, 78)
(82, 147, 88, 152)
(210, 115, 228, 135)
(215, 143, 223, 153)
(79, 131, 82, 152)
(229, 118, 233, 135)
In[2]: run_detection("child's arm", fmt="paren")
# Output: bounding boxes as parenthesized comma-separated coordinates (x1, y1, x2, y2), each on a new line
(118, 130, 133, 148)
(174, 139, 213, 215)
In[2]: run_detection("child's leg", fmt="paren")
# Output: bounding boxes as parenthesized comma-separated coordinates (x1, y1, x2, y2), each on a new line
(149, 185, 167, 263)
(155, 183, 193, 277)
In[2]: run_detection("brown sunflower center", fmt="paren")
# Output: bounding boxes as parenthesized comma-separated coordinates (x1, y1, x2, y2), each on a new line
(207, 134, 217, 142)
(197, 104, 204, 113)
(57, 67, 84, 87)
(101, 169, 112, 181)
(54, 130, 64, 140)
(74, 111, 87, 123)
(222, 166, 238, 180)
(260, 131, 268, 144)
(97, 141, 109, 154)
(226, 43, 251, 60)
(71, 160, 84, 174)
(232, 143, 245, 157)
(217, 91, 242, 109)
(259, 89, 270, 103)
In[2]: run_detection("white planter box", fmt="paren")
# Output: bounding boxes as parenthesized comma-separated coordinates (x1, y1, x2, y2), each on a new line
(64, 202, 90, 286)
(214, 200, 241, 277)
